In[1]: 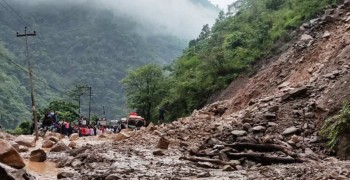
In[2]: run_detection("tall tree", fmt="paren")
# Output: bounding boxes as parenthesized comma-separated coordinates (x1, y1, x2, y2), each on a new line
(121, 64, 165, 122)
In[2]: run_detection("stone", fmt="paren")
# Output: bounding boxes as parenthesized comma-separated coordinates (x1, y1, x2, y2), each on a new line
(300, 34, 313, 41)
(29, 149, 47, 162)
(264, 113, 276, 119)
(268, 105, 279, 112)
(153, 130, 163, 136)
(231, 130, 247, 137)
(305, 112, 315, 118)
(268, 122, 278, 127)
(213, 145, 225, 149)
(0, 140, 25, 169)
(252, 126, 266, 132)
(282, 126, 300, 136)
(14, 135, 35, 147)
(98, 134, 107, 138)
(0, 162, 33, 180)
(51, 141, 69, 152)
(235, 165, 243, 170)
(47, 136, 59, 143)
(8, 141, 19, 151)
(242, 123, 251, 131)
(57, 172, 74, 179)
(68, 142, 77, 149)
(152, 150, 165, 156)
(290, 135, 302, 143)
(69, 133, 79, 141)
(322, 31, 331, 38)
(146, 122, 157, 132)
(157, 137, 170, 149)
(71, 159, 82, 168)
(42, 140, 55, 148)
(105, 174, 121, 180)
(281, 87, 308, 101)
(305, 148, 319, 161)
(167, 130, 176, 135)
(223, 165, 235, 171)
(197, 172, 211, 178)
(112, 133, 129, 142)
(18, 146, 28, 153)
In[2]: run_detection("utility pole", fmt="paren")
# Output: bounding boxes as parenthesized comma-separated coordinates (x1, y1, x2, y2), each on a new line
(16, 27, 38, 141)
(88, 86, 92, 121)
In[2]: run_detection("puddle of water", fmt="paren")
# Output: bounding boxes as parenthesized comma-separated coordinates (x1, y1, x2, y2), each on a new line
(25, 160, 58, 179)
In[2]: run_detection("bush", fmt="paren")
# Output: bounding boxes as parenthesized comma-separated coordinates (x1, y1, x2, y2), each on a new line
(321, 101, 350, 149)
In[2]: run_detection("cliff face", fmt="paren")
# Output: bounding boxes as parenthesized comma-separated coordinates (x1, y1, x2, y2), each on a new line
(209, 1, 350, 158)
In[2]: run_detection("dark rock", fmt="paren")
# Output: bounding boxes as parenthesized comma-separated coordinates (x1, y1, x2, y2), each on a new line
(29, 149, 47, 162)
(69, 147, 86, 157)
(242, 123, 251, 131)
(57, 172, 74, 179)
(281, 87, 308, 101)
(0, 162, 34, 180)
(153, 150, 165, 156)
(268, 105, 279, 112)
(157, 137, 170, 149)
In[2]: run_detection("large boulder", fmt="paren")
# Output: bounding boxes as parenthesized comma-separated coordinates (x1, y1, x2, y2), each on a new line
(44, 136, 59, 143)
(0, 162, 34, 180)
(29, 149, 47, 162)
(112, 133, 130, 142)
(51, 142, 69, 152)
(14, 135, 35, 147)
(0, 140, 25, 169)
(157, 137, 170, 149)
(42, 140, 55, 148)
(146, 122, 157, 132)
(69, 133, 79, 141)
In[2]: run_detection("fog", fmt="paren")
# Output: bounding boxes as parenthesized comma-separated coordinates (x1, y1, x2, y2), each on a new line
(16, 0, 219, 39)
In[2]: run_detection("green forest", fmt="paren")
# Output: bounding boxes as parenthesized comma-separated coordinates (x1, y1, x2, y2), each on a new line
(0, 0, 340, 128)
(0, 0, 219, 129)
(122, 0, 340, 123)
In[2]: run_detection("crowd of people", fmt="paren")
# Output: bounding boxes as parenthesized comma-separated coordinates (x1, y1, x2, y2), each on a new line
(38, 110, 126, 137)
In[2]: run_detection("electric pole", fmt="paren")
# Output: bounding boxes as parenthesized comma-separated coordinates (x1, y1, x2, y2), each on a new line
(16, 27, 38, 141)
(88, 86, 92, 121)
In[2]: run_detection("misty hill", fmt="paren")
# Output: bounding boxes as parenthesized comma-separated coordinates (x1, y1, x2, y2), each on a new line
(0, 0, 219, 128)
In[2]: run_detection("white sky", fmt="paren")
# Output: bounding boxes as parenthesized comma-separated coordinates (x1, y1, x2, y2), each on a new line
(209, 0, 235, 9)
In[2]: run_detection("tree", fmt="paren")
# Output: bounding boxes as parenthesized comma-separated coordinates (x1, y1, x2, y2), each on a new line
(39, 100, 79, 123)
(121, 64, 166, 122)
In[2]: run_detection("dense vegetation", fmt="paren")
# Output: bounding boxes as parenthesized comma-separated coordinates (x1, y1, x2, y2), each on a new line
(321, 102, 350, 150)
(0, 0, 218, 129)
(123, 0, 339, 123)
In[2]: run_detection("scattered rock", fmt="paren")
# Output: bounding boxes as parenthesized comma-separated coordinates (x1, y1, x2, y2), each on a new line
(222, 165, 235, 171)
(153, 150, 165, 156)
(51, 141, 69, 152)
(69, 133, 79, 141)
(0, 162, 33, 180)
(42, 140, 55, 148)
(105, 174, 121, 180)
(112, 133, 129, 142)
(252, 126, 266, 132)
(18, 146, 28, 153)
(57, 172, 74, 179)
(0, 140, 25, 169)
(68, 141, 77, 149)
(146, 123, 157, 132)
(231, 130, 247, 137)
(157, 137, 170, 149)
(29, 149, 47, 162)
(281, 87, 308, 101)
(282, 126, 300, 136)
(71, 159, 82, 168)
(197, 172, 211, 178)
(14, 135, 35, 147)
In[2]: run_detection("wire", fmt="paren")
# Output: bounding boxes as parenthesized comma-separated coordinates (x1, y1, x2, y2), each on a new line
(2, 0, 30, 27)
(0, 53, 28, 73)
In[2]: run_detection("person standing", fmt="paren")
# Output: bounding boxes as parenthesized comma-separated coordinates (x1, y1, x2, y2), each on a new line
(158, 106, 167, 124)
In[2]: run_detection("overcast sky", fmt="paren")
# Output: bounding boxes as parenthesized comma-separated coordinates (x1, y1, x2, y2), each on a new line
(209, 0, 235, 9)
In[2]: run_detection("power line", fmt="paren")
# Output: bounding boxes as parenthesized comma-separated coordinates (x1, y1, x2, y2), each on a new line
(2, 0, 30, 27)
(0, 53, 28, 73)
